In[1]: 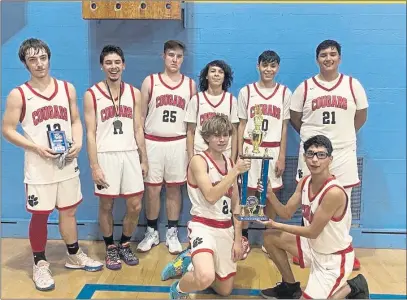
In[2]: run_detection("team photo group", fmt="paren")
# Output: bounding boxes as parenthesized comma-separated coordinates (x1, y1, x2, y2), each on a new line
(2, 37, 371, 299)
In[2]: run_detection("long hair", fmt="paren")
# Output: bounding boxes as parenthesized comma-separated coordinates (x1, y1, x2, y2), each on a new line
(199, 60, 233, 92)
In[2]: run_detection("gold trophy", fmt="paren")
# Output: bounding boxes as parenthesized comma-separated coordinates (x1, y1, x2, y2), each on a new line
(250, 104, 264, 154)
(237, 105, 272, 221)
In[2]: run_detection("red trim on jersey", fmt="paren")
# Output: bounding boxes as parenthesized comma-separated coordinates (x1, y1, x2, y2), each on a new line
(303, 80, 308, 107)
(56, 198, 83, 210)
(149, 74, 154, 104)
(186, 155, 201, 189)
(312, 74, 344, 92)
(243, 138, 280, 148)
(301, 175, 310, 191)
(295, 235, 305, 268)
(189, 77, 193, 99)
(63, 81, 70, 101)
(216, 272, 236, 281)
(158, 73, 185, 90)
(144, 134, 186, 141)
(130, 85, 136, 105)
(95, 81, 125, 100)
(25, 78, 58, 101)
(196, 93, 200, 117)
(318, 184, 349, 222)
(246, 85, 250, 109)
(229, 93, 233, 114)
(282, 85, 287, 102)
(203, 151, 228, 175)
(87, 88, 97, 113)
(191, 216, 232, 228)
(349, 77, 357, 104)
(17, 87, 26, 122)
(308, 175, 336, 202)
(203, 91, 226, 108)
(327, 252, 346, 298)
(253, 82, 280, 100)
(343, 181, 360, 189)
(302, 291, 313, 299)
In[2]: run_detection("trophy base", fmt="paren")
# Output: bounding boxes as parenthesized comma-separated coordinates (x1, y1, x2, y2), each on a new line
(236, 215, 269, 221)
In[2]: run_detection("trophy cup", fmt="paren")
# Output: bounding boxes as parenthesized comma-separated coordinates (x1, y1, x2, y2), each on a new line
(236, 104, 272, 221)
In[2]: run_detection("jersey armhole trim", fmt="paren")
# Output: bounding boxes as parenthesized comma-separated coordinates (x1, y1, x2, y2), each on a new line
(318, 184, 348, 222)
(149, 74, 154, 104)
(349, 77, 357, 105)
(17, 87, 26, 122)
(229, 93, 233, 114)
(130, 84, 136, 105)
(189, 78, 193, 100)
(302, 80, 308, 107)
(87, 88, 97, 113)
(63, 81, 70, 102)
(246, 85, 250, 110)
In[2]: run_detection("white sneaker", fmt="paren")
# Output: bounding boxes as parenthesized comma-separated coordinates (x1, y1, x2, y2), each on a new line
(137, 226, 159, 252)
(65, 248, 104, 272)
(166, 227, 182, 255)
(33, 260, 55, 291)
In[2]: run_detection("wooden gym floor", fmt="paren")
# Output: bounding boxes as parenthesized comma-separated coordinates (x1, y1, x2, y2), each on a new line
(1, 238, 406, 299)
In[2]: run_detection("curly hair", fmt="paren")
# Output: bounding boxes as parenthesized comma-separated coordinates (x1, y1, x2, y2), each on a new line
(199, 60, 233, 92)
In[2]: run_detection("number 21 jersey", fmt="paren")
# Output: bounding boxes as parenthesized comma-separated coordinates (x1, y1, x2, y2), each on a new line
(145, 73, 193, 138)
(294, 74, 368, 149)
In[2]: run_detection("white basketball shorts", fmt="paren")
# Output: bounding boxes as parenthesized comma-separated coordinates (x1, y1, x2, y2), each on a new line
(95, 150, 144, 198)
(26, 175, 82, 214)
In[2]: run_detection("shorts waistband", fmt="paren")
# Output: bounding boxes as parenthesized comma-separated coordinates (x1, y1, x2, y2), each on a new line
(191, 215, 232, 228)
(145, 134, 186, 142)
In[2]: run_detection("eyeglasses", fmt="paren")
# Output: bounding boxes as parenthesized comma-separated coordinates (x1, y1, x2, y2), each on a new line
(305, 150, 329, 159)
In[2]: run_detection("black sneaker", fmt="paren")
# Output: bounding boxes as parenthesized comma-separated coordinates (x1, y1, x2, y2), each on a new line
(260, 281, 302, 299)
(347, 274, 370, 299)
(118, 243, 139, 266)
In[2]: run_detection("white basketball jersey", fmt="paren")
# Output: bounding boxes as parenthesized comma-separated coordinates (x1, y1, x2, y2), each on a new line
(188, 151, 234, 221)
(19, 78, 79, 184)
(301, 175, 352, 254)
(300, 74, 358, 149)
(241, 83, 290, 144)
(145, 73, 192, 138)
(187, 91, 238, 153)
(88, 82, 138, 152)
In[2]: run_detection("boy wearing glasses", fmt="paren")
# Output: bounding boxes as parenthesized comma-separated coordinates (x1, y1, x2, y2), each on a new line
(258, 135, 369, 299)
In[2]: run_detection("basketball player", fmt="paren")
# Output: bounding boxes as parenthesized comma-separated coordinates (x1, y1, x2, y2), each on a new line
(237, 50, 292, 258)
(2, 38, 103, 291)
(137, 40, 196, 254)
(185, 60, 239, 161)
(84, 45, 147, 270)
(169, 114, 250, 299)
(289, 39, 368, 270)
(259, 135, 369, 299)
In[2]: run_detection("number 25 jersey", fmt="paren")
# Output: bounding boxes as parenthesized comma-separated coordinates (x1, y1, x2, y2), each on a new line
(292, 74, 368, 149)
(18, 78, 78, 184)
(145, 73, 193, 138)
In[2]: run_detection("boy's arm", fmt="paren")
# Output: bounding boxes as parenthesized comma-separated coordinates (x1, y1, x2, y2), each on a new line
(190, 156, 249, 205)
(271, 187, 346, 239)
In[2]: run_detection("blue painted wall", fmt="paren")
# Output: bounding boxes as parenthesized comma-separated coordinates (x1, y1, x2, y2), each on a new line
(1, 2, 406, 247)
